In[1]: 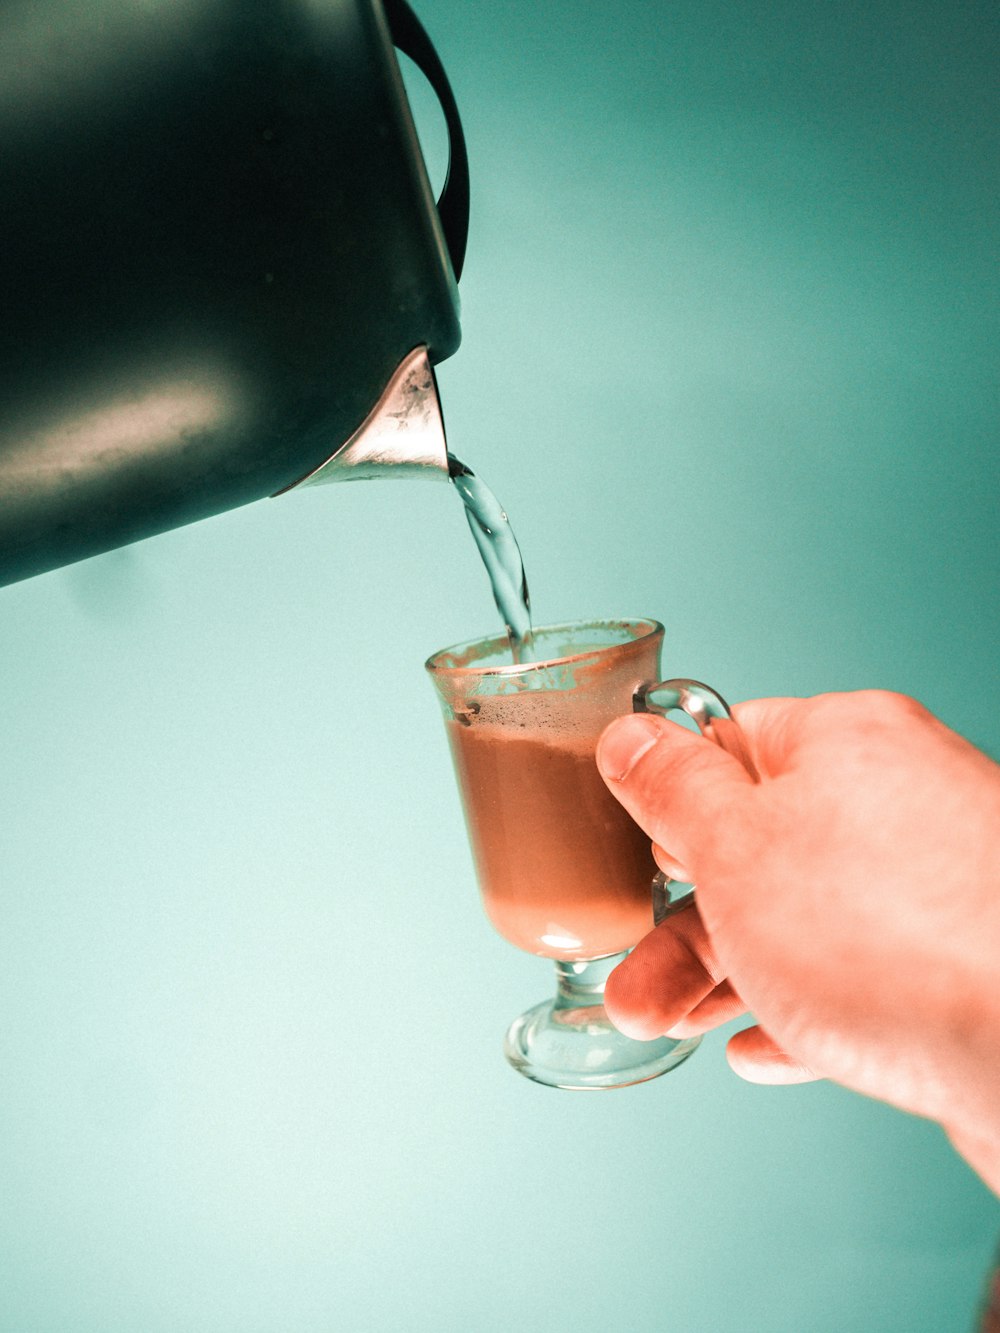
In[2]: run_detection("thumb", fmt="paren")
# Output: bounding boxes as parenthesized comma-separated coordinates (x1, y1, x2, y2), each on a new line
(596, 712, 756, 870)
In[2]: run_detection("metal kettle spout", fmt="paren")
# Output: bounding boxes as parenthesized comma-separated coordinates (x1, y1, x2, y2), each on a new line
(275, 346, 448, 494)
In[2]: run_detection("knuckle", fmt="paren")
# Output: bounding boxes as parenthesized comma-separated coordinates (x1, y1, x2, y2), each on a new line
(807, 689, 931, 732)
(846, 689, 931, 727)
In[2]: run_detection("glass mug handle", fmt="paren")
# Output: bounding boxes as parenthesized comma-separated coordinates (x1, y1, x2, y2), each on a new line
(633, 678, 759, 925)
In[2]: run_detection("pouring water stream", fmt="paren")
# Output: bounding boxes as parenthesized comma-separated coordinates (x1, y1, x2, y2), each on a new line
(447, 453, 535, 663)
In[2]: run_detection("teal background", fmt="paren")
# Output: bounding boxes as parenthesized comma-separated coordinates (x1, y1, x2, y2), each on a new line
(1, 1, 998, 1329)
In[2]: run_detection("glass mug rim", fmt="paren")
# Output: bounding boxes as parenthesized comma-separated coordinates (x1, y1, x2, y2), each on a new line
(424, 617, 663, 679)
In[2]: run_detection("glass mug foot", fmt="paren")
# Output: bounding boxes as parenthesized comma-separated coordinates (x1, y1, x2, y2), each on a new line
(502, 954, 700, 1090)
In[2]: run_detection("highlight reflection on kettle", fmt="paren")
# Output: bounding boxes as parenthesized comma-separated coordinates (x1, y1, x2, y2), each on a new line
(0, 0, 469, 587)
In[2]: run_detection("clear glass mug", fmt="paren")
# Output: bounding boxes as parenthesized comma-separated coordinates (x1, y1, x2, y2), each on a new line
(426, 618, 746, 1090)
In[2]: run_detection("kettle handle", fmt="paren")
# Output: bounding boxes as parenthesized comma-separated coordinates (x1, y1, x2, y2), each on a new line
(384, 0, 471, 283)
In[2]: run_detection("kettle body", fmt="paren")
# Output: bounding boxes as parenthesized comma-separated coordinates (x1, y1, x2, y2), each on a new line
(0, 0, 468, 587)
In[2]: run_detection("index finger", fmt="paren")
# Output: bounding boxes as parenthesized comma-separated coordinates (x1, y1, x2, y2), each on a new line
(604, 903, 724, 1039)
(729, 696, 811, 779)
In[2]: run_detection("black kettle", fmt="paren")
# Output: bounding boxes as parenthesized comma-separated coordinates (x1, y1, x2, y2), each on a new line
(0, 0, 469, 587)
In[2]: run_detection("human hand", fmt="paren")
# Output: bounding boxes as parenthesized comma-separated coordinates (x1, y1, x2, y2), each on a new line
(596, 691, 1000, 1193)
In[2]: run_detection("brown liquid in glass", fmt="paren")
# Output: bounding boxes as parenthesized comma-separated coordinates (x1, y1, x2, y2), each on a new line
(446, 718, 656, 961)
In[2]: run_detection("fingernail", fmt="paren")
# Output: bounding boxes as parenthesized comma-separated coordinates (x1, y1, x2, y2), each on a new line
(597, 713, 663, 782)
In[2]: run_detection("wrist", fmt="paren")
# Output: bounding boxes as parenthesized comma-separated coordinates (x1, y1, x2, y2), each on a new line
(935, 946, 1000, 1172)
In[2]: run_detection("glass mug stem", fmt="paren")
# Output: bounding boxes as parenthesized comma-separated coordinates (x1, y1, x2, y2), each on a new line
(553, 954, 621, 1007)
